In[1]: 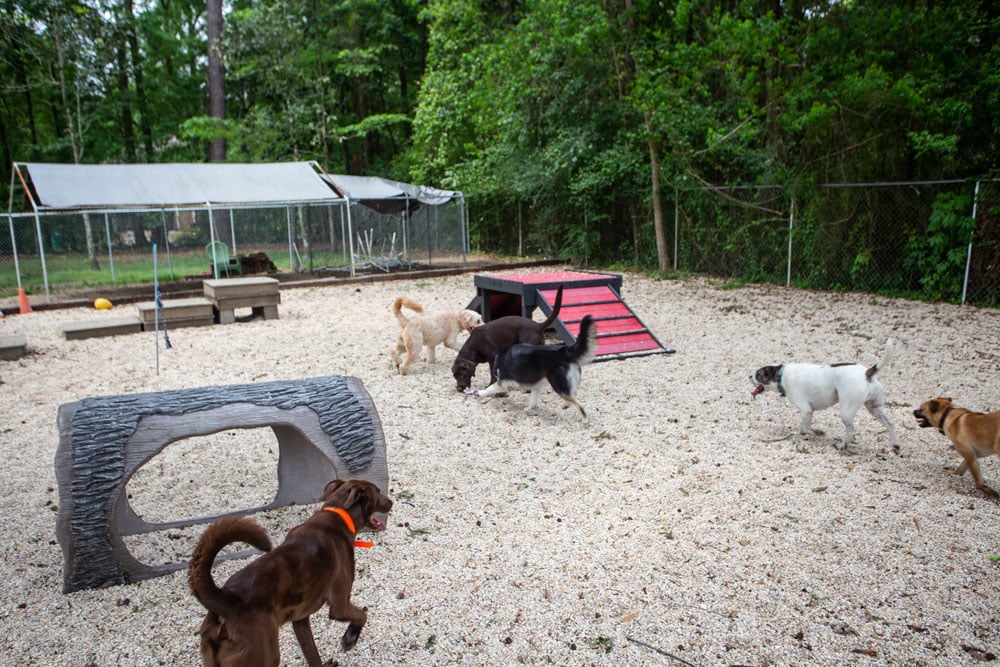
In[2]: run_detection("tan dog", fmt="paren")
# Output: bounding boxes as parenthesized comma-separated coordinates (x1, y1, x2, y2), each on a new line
(914, 398, 1000, 497)
(390, 296, 482, 374)
(189, 479, 393, 666)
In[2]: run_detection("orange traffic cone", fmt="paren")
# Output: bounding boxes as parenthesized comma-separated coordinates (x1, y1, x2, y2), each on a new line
(18, 288, 32, 314)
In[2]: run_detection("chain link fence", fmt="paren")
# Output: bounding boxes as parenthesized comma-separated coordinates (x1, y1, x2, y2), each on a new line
(674, 180, 998, 306)
(1, 198, 469, 303)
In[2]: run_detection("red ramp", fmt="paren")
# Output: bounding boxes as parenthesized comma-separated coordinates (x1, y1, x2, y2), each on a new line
(472, 270, 674, 361)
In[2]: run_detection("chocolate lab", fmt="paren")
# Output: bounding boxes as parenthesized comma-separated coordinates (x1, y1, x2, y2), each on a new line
(188, 479, 393, 666)
(452, 285, 563, 392)
(914, 397, 1000, 497)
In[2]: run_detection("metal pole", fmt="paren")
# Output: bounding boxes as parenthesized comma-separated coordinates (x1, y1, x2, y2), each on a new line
(961, 181, 980, 306)
(460, 194, 468, 265)
(6, 170, 23, 292)
(340, 203, 347, 266)
(104, 213, 116, 283)
(7, 214, 22, 291)
(154, 244, 160, 376)
(229, 208, 237, 254)
(345, 197, 356, 277)
(286, 206, 294, 271)
(33, 209, 50, 301)
(786, 195, 795, 288)
(161, 211, 174, 280)
(208, 203, 219, 279)
(403, 195, 411, 268)
(673, 187, 679, 271)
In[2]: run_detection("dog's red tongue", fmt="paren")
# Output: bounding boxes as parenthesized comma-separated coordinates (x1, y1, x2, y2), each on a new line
(750, 385, 764, 398)
(369, 515, 387, 531)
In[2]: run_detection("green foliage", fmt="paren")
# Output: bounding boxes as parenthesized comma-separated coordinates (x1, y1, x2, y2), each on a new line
(903, 192, 976, 301)
(589, 635, 614, 653)
(2, 0, 999, 304)
(179, 116, 242, 143)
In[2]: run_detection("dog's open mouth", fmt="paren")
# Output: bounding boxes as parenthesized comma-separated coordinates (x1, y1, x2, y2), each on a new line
(368, 514, 387, 531)
(914, 413, 932, 428)
(750, 384, 765, 398)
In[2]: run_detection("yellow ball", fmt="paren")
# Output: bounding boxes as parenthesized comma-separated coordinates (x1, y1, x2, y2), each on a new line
(94, 298, 113, 310)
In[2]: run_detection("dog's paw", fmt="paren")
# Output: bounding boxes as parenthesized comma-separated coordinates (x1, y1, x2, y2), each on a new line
(341, 626, 362, 651)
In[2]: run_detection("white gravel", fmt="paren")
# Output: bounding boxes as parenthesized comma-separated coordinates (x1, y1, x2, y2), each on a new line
(0, 269, 999, 666)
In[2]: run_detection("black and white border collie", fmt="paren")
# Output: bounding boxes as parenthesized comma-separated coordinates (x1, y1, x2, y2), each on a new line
(475, 315, 597, 421)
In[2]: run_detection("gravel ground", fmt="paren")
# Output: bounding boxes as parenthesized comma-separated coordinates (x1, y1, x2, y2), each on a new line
(0, 269, 999, 666)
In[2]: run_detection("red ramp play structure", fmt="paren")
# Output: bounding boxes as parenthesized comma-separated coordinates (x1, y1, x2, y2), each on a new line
(471, 270, 674, 360)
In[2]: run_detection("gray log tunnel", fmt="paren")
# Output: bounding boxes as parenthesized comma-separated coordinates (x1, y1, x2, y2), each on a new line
(55, 376, 389, 593)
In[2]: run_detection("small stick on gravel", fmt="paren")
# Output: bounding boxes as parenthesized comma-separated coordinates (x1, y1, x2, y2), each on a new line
(626, 636, 698, 666)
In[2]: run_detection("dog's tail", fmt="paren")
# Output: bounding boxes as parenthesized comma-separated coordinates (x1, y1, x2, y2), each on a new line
(188, 515, 272, 617)
(567, 315, 597, 366)
(392, 297, 423, 327)
(539, 285, 564, 330)
(867, 337, 901, 380)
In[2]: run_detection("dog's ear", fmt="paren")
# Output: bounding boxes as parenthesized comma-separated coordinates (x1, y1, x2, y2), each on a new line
(322, 479, 346, 502)
(342, 482, 376, 512)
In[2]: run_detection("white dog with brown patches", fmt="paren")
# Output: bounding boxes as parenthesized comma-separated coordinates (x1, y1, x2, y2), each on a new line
(750, 338, 902, 452)
(390, 297, 482, 375)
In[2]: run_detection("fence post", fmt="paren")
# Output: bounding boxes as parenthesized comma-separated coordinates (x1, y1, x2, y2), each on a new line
(160, 211, 174, 280)
(32, 207, 51, 301)
(961, 180, 980, 306)
(459, 194, 468, 265)
(786, 195, 795, 288)
(103, 213, 116, 284)
(7, 214, 23, 294)
(229, 208, 237, 255)
(208, 203, 219, 279)
(673, 187, 679, 271)
(345, 195, 356, 277)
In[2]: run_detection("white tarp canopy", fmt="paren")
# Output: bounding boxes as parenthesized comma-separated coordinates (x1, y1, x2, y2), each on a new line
(321, 174, 458, 208)
(16, 161, 340, 210)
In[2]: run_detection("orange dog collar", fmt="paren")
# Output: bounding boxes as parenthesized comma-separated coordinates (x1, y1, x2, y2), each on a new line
(323, 507, 373, 548)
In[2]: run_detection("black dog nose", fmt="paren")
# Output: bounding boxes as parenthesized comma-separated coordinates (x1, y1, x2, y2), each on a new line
(912, 409, 922, 417)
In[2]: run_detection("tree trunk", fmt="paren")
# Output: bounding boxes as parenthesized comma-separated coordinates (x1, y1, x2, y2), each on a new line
(116, 42, 137, 161)
(53, 16, 99, 270)
(646, 113, 670, 272)
(206, 0, 226, 161)
(124, 0, 154, 159)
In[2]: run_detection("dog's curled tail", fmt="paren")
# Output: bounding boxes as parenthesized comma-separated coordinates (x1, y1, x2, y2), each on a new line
(392, 297, 424, 326)
(188, 515, 272, 617)
(867, 337, 902, 379)
(539, 285, 564, 330)
(568, 315, 598, 367)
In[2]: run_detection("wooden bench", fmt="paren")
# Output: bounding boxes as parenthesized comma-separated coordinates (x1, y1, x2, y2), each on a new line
(203, 277, 280, 324)
(55, 375, 389, 593)
(0, 334, 28, 360)
(136, 297, 214, 330)
(61, 316, 143, 340)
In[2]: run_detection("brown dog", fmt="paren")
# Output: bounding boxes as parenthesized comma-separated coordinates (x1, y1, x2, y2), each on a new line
(188, 479, 393, 666)
(914, 397, 1000, 497)
(452, 285, 563, 392)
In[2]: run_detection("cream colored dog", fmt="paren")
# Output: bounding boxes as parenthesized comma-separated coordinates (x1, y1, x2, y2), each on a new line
(390, 297, 482, 375)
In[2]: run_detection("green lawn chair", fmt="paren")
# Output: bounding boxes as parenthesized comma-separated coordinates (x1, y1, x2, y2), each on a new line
(206, 241, 243, 277)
